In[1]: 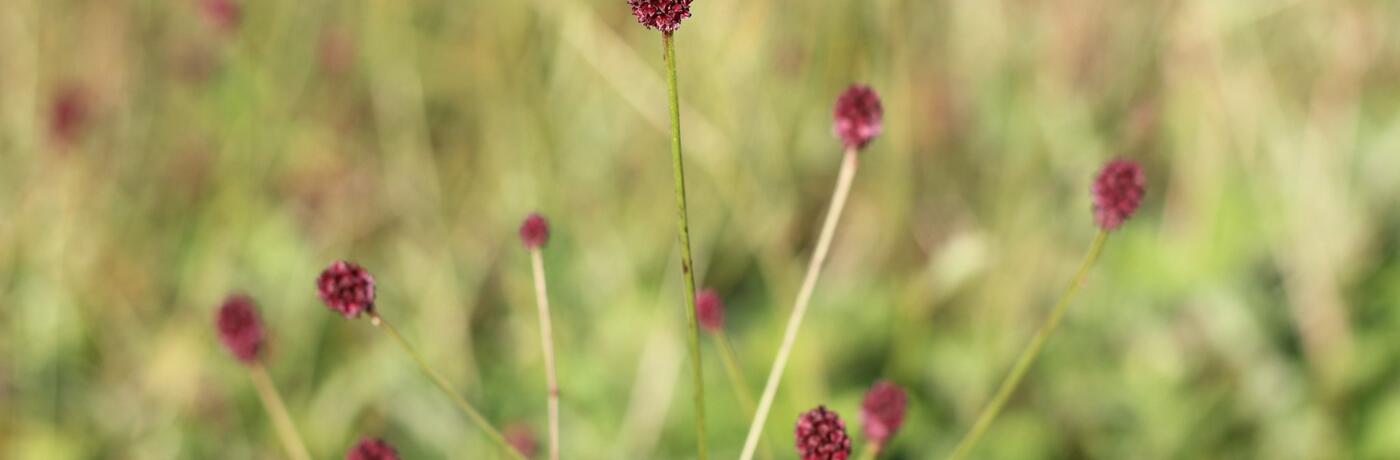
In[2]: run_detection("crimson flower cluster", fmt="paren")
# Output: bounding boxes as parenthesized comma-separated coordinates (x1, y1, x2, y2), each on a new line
(317, 260, 377, 318)
(215, 294, 265, 364)
(795, 405, 852, 460)
(346, 437, 399, 460)
(694, 288, 725, 333)
(832, 84, 884, 151)
(859, 380, 907, 445)
(520, 213, 550, 249)
(627, 0, 692, 33)
(1091, 158, 1146, 231)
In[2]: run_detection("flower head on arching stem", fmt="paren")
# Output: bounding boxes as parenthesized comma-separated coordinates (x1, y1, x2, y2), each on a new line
(1091, 158, 1146, 231)
(833, 84, 883, 151)
(316, 260, 376, 318)
(215, 294, 265, 364)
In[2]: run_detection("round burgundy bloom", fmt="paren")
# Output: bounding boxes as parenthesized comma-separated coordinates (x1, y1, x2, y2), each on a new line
(346, 437, 398, 460)
(1091, 158, 1146, 231)
(49, 85, 88, 147)
(519, 213, 550, 249)
(316, 260, 376, 318)
(627, 0, 692, 33)
(832, 84, 883, 151)
(504, 423, 538, 458)
(215, 294, 264, 364)
(200, 0, 241, 32)
(859, 380, 907, 444)
(795, 405, 852, 460)
(694, 288, 724, 333)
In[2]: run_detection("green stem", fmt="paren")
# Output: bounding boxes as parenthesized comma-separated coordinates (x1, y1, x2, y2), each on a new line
(946, 230, 1109, 460)
(713, 331, 773, 460)
(371, 313, 526, 460)
(247, 363, 313, 460)
(662, 31, 708, 460)
(530, 249, 561, 460)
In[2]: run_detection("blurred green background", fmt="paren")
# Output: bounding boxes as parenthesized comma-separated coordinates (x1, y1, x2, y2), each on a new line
(3, 0, 1400, 458)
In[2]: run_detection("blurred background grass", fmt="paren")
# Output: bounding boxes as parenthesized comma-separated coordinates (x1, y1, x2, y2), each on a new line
(3, 0, 1400, 458)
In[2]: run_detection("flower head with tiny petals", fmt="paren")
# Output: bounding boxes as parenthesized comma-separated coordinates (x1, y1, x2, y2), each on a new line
(694, 288, 724, 333)
(317, 260, 376, 318)
(860, 380, 907, 445)
(833, 84, 883, 151)
(795, 405, 852, 460)
(215, 294, 264, 364)
(1091, 158, 1146, 231)
(627, 0, 692, 33)
(520, 213, 550, 249)
(346, 437, 398, 460)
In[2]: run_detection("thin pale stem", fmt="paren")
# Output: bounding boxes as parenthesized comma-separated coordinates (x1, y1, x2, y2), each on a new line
(740, 148, 861, 460)
(713, 331, 773, 460)
(945, 230, 1109, 460)
(370, 313, 527, 460)
(856, 441, 884, 460)
(530, 248, 561, 460)
(247, 363, 312, 460)
(663, 31, 708, 460)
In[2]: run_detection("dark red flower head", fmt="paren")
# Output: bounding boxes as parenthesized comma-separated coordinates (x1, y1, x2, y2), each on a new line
(860, 380, 907, 444)
(519, 213, 550, 249)
(49, 85, 88, 147)
(627, 0, 692, 33)
(1091, 158, 1146, 231)
(832, 84, 883, 151)
(317, 260, 376, 318)
(694, 288, 724, 333)
(200, 0, 241, 32)
(795, 405, 852, 460)
(346, 437, 398, 460)
(504, 423, 538, 458)
(215, 294, 264, 364)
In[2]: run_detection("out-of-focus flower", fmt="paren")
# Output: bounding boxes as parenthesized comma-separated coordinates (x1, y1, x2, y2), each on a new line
(346, 437, 398, 460)
(215, 294, 264, 364)
(832, 84, 883, 151)
(694, 288, 724, 333)
(504, 423, 538, 458)
(859, 380, 907, 444)
(519, 213, 550, 249)
(1091, 158, 1146, 231)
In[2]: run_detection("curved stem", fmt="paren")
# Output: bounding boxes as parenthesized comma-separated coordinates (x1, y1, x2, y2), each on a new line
(945, 230, 1109, 460)
(663, 31, 708, 460)
(530, 248, 561, 460)
(740, 148, 861, 460)
(371, 313, 526, 460)
(713, 331, 773, 460)
(247, 363, 312, 460)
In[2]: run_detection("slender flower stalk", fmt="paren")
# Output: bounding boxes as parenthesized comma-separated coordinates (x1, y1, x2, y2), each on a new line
(248, 363, 312, 460)
(316, 261, 525, 460)
(661, 31, 708, 458)
(521, 213, 560, 460)
(740, 146, 862, 460)
(947, 156, 1145, 459)
(945, 231, 1107, 460)
(215, 295, 311, 460)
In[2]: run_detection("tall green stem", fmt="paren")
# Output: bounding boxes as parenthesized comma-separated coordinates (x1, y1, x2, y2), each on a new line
(247, 363, 312, 460)
(370, 313, 527, 460)
(530, 249, 561, 460)
(946, 230, 1109, 460)
(662, 31, 708, 460)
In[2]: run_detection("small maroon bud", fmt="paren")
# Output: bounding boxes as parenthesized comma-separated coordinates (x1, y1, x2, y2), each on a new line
(346, 437, 398, 460)
(1091, 158, 1146, 231)
(316, 260, 376, 318)
(795, 405, 852, 460)
(694, 288, 724, 333)
(215, 294, 265, 364)
(832, 84, 883, 151)
(504, 423, 538, 458)
(519, 213, 550, 249)
(48, 85, 88, 147)
(859, 380, 907, 445)
(200, 0, 241, 32)
(627, 0, 692, 33)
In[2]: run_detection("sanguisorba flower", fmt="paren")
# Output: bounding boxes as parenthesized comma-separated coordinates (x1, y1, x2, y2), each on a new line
(795, 405, 852, 460)
(1091, 158, 1146, 231)
(317, 260, 376, 318)
(627, 0, 692, 33)
(832, 84, 883, 151)
(694, 288, 724, 333)
(49, 85, 88, 147)
(859, 380, 908, 445)
(504, 423, 538, 459)
(519, 213, 550, 249)
(215, 294, 265, 364)
(346, 437, 399, 460)
(200, 0, 241, 32)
